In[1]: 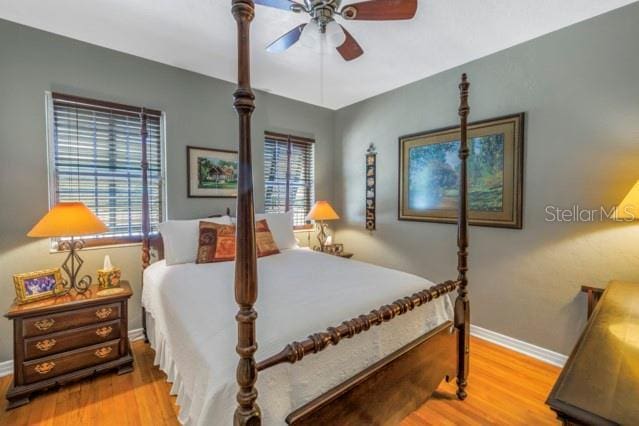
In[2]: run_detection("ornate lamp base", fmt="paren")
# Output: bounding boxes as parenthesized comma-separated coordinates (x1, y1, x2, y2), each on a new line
(314, 221, 330, 252)
(55, 238, 92, 295)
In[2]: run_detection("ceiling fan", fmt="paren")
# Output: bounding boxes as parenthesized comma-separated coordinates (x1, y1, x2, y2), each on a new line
(256, 0, 418, 61)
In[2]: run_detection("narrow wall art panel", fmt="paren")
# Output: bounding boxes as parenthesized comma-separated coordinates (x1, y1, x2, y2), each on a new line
(366, 144, 377, 231)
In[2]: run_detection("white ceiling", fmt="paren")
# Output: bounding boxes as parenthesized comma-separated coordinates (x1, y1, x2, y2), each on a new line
(1, 0, 636, 109)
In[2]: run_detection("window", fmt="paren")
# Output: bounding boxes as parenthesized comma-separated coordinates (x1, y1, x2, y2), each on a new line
(46, 93, 165, 247)
(264, 131, 314, 228)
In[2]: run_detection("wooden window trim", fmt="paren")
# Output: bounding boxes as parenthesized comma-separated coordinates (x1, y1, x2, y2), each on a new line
(57, 236, 143, 250)
(47, 93, 165, 249)
(264, 131, 315, 145)
(53, 233, 163, 251)
(52, 93, 162, 117)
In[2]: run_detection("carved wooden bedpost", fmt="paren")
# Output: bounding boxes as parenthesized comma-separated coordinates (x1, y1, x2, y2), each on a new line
(455, 74, 470, 401)
(140, 109, 150, 343)
(232, 1, 261, 425)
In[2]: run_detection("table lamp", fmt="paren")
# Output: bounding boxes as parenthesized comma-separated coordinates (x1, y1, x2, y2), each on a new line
(306, 201, 340, 252)
(27, 202, 109, 294)
(615, 180, 639, 221)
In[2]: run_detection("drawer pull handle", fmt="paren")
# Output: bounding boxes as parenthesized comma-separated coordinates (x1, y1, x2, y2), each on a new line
(95, 307, 113, 320)
(96, 326, 113, 338)
(34, 319, 55, 331)
(35, 339, 57, 352)
(95, 347, 113, 358)
(34, 362, 56, 375)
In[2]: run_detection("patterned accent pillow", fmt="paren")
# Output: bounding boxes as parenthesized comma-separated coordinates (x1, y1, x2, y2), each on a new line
(196, 220, 280, 263)
(255, 219, 280, 258)
(196, 222, 232, 263)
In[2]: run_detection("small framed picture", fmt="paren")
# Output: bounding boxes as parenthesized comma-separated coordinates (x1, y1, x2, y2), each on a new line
(187, 146, 239, 198)
(13, 268, 62, 304)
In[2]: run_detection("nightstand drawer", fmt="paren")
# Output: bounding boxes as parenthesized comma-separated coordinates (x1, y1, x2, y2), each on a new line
(23, 303, 120, 337)
(24, 320, 121, 360)
(22, 340, 120, 385)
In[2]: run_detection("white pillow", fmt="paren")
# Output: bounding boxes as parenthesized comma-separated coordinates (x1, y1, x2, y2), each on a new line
(159, 216, 231, 265)
(232, 211, 298, 250)
(256, 211, 298, 250)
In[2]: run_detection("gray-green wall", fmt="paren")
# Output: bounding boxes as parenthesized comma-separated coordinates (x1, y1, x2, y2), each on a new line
(0, 19, 333, 362)
(333, 3, 639, 355)
(2, 3, 638, 364)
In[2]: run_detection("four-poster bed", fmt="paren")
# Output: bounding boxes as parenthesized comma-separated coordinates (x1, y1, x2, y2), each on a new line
(229, 1, 469, 424)
(140, 1, 471, 424)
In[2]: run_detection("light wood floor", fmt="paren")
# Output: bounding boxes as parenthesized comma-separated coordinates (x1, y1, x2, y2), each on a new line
(0, 337, 560, 425)
(402, 337, 561, 426)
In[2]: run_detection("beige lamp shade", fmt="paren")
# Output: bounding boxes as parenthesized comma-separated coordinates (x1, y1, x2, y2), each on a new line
(615, 180, 639, 221)
(27, 202, 109, 238)
(306, 201, 340, 221)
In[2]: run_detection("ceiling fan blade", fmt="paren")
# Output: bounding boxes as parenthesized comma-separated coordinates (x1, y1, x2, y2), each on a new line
(255, 0, 298, 12)
(340, 0, 417, 20)
(266, 24, 307, 53)
(337, 27, 364, 61)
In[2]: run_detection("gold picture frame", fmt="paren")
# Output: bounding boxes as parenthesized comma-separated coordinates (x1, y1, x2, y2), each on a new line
(13, 268, 63, 304)
(399, 113, 524, 229)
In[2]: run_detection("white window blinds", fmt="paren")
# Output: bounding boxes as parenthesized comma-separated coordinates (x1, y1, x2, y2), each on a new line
(48, 93, 164, 245)
(263, 132, 314, 227)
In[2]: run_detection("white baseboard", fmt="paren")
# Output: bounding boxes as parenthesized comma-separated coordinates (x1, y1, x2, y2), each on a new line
(128, 327, 145, 342)
(0, 328, 146, 378)
(471, 324, 568, 367)
(0, 326, 566, 378)
(0, 360, 12, 378)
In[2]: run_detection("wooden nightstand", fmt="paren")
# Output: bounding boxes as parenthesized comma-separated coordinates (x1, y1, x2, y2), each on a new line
(4, 282, 134, 409)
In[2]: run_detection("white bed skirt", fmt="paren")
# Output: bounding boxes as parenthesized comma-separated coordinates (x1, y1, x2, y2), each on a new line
(145, 312, 194, 425)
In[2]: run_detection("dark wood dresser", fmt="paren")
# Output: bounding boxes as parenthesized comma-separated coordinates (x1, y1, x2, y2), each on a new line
(547, 280, 639, 425)
(4, 282, 134, 409)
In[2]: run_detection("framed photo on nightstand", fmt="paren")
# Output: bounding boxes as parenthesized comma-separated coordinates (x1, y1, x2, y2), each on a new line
(12, 268, 63, 304)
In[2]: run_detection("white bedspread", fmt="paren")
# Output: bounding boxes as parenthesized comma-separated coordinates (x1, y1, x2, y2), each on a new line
(142, 248, 453, 426)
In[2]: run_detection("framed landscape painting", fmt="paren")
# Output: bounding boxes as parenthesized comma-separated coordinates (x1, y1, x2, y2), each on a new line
(187, 146, 238, 198)
(399, 113, 524, 229)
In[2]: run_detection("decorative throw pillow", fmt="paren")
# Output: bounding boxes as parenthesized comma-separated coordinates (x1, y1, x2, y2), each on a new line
(255, 220, 280, 258)
(196, 220, 280, 263)
(159, 216, 231, 265)
(196, 222, 234, 263)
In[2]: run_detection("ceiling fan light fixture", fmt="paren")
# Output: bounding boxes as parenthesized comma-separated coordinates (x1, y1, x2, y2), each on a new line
(300, 20, 320, 48)
(259, 0, 419, 60)
(325, 21, 346, 47)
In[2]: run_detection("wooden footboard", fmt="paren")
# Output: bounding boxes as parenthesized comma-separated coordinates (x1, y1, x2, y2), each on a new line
(258, 280, 457, 371)
(286, 321, 457, 426)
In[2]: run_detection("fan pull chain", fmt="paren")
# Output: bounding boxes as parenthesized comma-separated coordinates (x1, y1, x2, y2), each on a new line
(320, 38, 325, 106)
